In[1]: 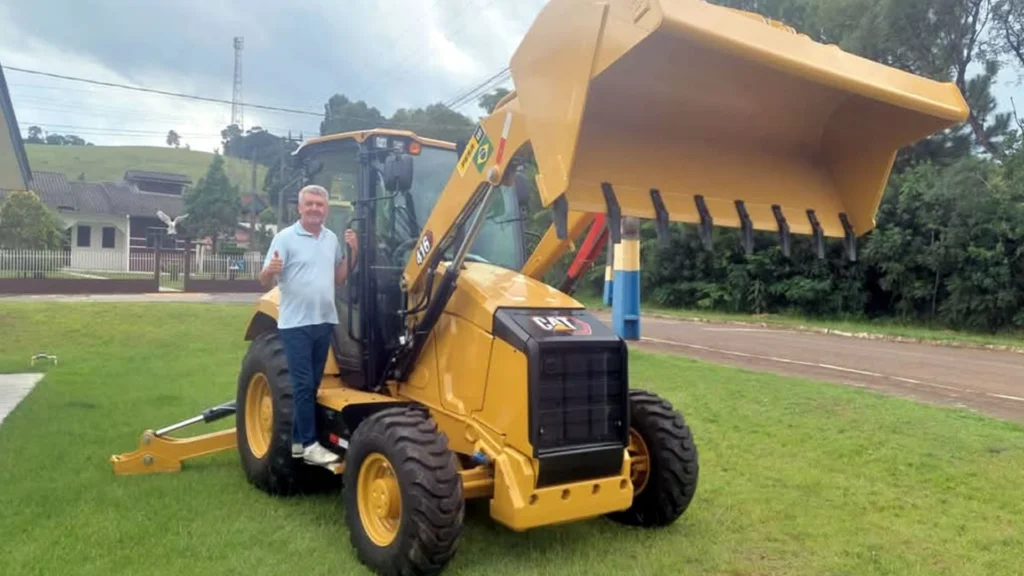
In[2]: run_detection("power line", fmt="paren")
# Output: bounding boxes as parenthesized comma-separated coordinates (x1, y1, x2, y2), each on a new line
(4, 65, 484, 133)
(21, 122, 218, 138)
(443, 67, 511, 111)
(2, 65, 323, 118)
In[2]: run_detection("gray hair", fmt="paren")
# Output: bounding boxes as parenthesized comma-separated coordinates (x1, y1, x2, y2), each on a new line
(298, 184, 329, 202)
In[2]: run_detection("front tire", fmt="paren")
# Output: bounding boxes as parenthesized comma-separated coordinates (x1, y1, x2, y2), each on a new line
(344, 406, 464, 576)
(606, 389, 699, 527)
(236, 331, 336, 495)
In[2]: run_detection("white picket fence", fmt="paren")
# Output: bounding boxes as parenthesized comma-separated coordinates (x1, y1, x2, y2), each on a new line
(0, 249, 264, 280)
(190, 252, 264, 279)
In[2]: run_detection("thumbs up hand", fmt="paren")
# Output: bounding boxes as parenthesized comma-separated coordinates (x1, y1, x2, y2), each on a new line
(266, 250, 283, 275)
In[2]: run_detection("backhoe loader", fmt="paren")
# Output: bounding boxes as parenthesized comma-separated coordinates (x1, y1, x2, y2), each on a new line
(110, 1, 969, 574)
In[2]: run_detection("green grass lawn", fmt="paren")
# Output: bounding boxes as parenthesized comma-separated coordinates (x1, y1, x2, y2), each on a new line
(25, 144, 267, 191)
(1, 303, 1022, 575)
(577, 295, 1024, 350)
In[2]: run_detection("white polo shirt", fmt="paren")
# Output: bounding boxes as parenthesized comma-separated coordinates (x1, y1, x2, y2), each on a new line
(263, 222, 343, 330)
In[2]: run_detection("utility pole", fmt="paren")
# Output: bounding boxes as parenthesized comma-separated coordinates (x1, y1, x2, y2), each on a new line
(231, 37, 244, 130)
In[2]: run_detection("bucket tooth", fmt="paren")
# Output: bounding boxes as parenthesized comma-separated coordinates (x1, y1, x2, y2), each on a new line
(839, 213, 857, 262)
(601, 183, 622, 243)
(735, 200, 754, 256)
(807, 209, 825, 259)
(772, 204, 791, 258)
(694, 195, 712, 251)
(650, 189, 670, 248)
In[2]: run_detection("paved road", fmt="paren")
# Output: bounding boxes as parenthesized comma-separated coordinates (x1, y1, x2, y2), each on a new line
(4, 294, 1022, 422)
(593, 313, 1024, 423)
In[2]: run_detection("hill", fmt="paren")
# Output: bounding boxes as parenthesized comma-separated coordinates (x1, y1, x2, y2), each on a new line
(24, 144, 269, 194)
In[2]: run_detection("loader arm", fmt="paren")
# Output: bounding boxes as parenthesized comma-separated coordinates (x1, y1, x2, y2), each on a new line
(520, 210, 596, 281)
(401, 100, 534, 294)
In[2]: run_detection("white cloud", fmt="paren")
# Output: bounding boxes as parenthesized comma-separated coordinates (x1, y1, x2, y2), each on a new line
(0, 0, 552, 151)
(4, 0, 1020, 157)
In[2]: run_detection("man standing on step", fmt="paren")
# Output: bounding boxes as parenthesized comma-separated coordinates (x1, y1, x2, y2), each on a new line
(259, 184, 358, 466)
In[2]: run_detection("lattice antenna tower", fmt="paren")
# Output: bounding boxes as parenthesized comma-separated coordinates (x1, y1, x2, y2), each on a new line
(231, 36, 244, 129)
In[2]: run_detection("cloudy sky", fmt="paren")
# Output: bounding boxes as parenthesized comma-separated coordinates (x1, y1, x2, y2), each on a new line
(0, 0, 1020, 154)
(0, 0, 546, 152)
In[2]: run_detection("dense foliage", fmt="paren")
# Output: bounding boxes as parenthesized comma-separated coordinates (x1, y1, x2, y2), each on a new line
(0, 190, 65, 249)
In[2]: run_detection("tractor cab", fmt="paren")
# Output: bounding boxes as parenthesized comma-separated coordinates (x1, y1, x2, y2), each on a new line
(291, 129, 528, 389)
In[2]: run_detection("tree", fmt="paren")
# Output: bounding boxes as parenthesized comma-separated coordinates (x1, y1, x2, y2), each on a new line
(222, 125, 297, 166)
(44, 134, 66, 146)
(25, 126, 43, 144)
(254, 207, 277, 251)
(183, 153, 242, 253)
(0, 191, 66, 249)
(318, 93, 476, 144)
(478, 88, 511, 114)
(220, 124, 243, 152)
(994, 0, 1024, 68)
(320, 94, 386, 136)
(166, 130, 181, 148)
(388, 103, 475, 142)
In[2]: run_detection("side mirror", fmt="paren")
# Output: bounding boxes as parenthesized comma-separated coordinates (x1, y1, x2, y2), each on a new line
(383, 154, 414, 192)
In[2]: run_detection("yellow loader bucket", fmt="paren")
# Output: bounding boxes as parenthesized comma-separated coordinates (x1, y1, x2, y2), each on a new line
(509, 0, 969, 249)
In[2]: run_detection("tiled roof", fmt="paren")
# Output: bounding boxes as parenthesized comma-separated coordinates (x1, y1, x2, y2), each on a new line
(67, 182, 111, 215)
(0, 171, 77, 210)
(1, 170, 184, 218)
(123, 170, 192, 185)
(103, 182, 183, 218)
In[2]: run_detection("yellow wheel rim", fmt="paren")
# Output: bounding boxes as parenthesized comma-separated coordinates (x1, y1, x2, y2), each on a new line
(357, 453, 402, 547)
(627, 428, 651, 495)
(245, 373, 273, 458)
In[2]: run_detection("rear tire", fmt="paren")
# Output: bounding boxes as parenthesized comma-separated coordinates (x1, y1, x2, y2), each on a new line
(344, 406, 464, 576)
(236, 331, 337, 495)
(606, 389, 699, 527)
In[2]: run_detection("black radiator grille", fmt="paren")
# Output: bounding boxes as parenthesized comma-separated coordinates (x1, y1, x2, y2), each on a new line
(533, 345, 627, 452)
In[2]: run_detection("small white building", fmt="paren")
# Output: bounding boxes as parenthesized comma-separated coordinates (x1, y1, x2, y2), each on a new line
(0, 170, 191, 272)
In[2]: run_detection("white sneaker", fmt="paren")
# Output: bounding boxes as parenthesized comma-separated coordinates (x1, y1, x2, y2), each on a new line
(292, 443, 303, 458)
(302, 442, 341, 466)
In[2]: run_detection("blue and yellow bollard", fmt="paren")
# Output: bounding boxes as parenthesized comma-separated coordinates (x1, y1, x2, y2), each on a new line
(603, 264, 614, 306)
(612, 217, 640, 340)
(602, 235, 614, 306)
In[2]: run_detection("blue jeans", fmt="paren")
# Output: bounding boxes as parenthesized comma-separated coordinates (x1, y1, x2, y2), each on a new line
(278, 323, 334, 448)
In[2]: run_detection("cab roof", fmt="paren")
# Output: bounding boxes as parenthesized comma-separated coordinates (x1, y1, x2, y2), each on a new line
(293, 128, 456, 157)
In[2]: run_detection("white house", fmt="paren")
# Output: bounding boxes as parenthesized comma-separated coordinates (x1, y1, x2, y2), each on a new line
(0, 171, 191, 272)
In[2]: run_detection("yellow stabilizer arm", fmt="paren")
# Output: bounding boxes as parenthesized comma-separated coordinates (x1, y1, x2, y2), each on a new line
(109, 402, 237, 475)
(110, 429, 236, 475)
